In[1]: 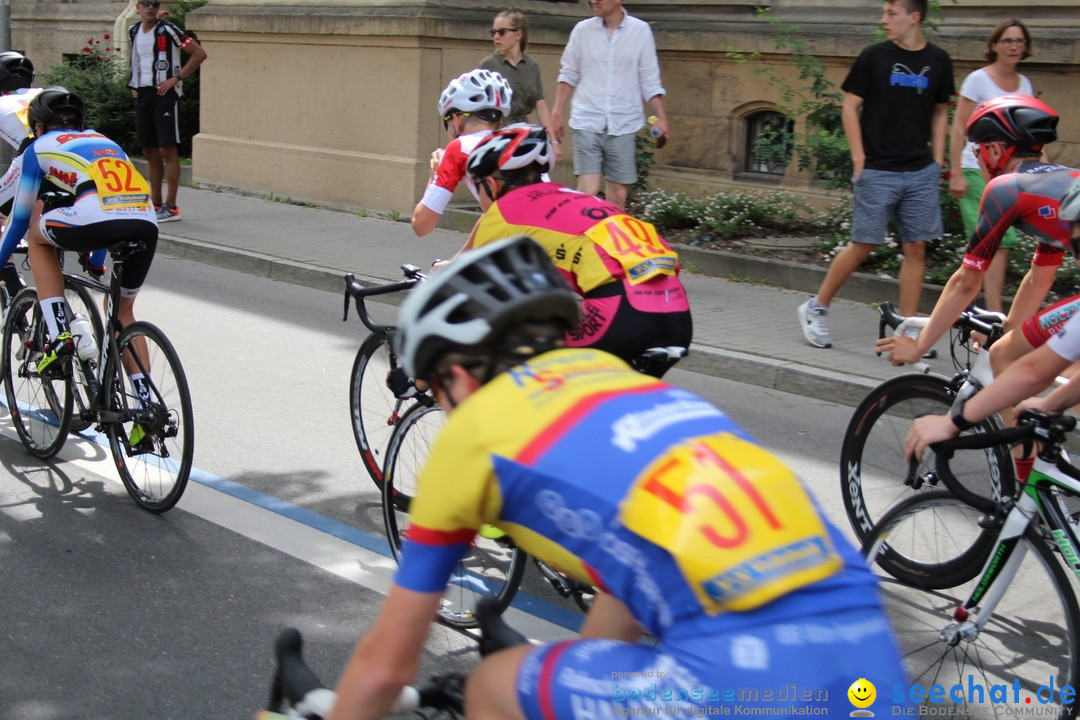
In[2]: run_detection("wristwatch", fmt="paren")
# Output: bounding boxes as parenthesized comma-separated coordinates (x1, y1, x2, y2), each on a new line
(951, 396, 976, 432)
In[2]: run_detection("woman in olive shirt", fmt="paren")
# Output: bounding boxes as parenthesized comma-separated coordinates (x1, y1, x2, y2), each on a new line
(479, 11, 557, 154)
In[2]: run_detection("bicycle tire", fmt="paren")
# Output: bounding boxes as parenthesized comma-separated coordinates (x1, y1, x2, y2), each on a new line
(103, 321, 194, 513)
(63, 279, 104, 433)
(864, 491, 1079, 717)
(840, 373, 1015, 543)
(349, 331, 406, 486)
(382, 402, 526, 628)
(3, 288, 73, 458)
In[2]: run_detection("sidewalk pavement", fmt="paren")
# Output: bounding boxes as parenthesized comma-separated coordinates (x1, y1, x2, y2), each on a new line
(158, 187, 950, 408)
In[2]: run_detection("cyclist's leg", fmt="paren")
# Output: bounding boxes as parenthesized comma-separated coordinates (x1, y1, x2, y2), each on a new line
(28, 201, 77, 369)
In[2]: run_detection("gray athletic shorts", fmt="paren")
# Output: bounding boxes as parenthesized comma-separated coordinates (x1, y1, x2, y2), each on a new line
(571, 129, 637, 184)
(851, 162, 943, 244)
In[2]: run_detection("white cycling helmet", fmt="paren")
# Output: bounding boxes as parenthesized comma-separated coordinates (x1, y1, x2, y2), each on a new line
(467, 124, 554, 181)
(394, 236, 580, 382)
(437, 69, 512, 119)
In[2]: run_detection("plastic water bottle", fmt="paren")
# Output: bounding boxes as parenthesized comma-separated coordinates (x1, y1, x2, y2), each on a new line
(647, 115, 662, 138)
(69, 313, 98, 362)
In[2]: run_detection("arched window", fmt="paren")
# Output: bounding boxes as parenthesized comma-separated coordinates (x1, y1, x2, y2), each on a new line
(745, 110, 794, 175)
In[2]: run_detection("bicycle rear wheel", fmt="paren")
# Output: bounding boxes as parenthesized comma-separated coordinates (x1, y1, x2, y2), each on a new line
(103, 321, 194, 512)
(840, 373, 1015, 542)
(3, 288, 73, 458)
(864, 492, 1079, 717)
(350, 331, 405, 486)
(382, 402, 525, 628)
(63, 279, 104, 433)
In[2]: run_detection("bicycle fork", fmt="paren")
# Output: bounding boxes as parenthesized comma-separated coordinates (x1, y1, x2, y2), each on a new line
(941, 493, 1036, 645)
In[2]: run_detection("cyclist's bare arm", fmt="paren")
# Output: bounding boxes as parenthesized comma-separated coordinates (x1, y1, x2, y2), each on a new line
(578, 591, 643, 643)
(876, 264, 983, 365)
(328, 584, 441, 720)
(1005, 262, 1058, 333)
(411, 202, 440, 237)
(905, 341, 1073, 462)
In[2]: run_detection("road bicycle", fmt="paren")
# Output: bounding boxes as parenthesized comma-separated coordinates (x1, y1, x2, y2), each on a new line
(2, 240, 194, 512)
(862, 411, 1080, 718)
(839, 301, 1016, 546)
(344, 269, 523, 627)
(258, 598, 527, 720)
(343, 266, 430, 487)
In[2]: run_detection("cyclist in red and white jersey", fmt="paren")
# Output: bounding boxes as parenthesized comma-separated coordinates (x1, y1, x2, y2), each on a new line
(410, 69, 511, 237)
(0, 51, 42, 290)
(878, 94, 1078, 371)
(460, 124, 691, 376)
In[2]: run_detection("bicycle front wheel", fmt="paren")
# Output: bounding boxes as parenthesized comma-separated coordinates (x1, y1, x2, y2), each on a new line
(350, 331, 404, 486)
(840, 373, 1015, 543)
(382, 402, 525, 629)
(865, 492, 1080, 718)
(3, 288, 73, 458)
(104, 321, 194, 513)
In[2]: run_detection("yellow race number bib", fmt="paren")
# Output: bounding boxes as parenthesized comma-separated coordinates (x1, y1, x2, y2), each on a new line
(584, 214, 678, 285)
(86, 157, 151, 211)
(620, 433, 841, 614)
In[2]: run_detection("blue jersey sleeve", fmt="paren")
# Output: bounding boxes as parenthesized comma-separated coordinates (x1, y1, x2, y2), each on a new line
(0, 142, 42, 267)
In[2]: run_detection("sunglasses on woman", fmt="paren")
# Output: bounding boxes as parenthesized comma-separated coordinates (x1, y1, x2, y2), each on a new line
(489, 28, 518, 37)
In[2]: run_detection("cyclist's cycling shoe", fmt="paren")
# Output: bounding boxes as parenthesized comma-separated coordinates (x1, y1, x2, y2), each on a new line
(37, 332, 74, 374)
(478, 523, 510, 545)
(128, 423, 155, 454)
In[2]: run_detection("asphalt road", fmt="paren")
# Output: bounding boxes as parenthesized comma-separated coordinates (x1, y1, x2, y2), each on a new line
(0, 255, 1068, 718)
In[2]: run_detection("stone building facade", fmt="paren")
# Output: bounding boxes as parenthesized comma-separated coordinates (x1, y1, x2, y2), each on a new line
(10, 0, 1080, 214)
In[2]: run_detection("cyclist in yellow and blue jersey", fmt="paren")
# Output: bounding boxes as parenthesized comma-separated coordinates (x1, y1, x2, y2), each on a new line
(0, 87, 157, 389)
(461, 123, 691, 377)
(325, 236, 910, 720)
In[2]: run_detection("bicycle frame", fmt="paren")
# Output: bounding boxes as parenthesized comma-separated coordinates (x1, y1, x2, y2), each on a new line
(66, 246, 165, 436)
(931, 417, 1080, 640)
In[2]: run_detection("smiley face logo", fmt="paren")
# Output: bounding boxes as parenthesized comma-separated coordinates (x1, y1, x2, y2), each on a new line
(848, 678, 876, 711)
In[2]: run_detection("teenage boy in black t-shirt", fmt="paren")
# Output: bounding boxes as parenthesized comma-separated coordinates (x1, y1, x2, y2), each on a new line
(797, 0, 954, 349)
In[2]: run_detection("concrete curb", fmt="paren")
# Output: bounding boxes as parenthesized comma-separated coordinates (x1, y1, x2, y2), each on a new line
(156, 233, 883, 406)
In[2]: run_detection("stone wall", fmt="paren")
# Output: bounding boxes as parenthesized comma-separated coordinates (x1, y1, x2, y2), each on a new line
(9, 0, 1080, 214)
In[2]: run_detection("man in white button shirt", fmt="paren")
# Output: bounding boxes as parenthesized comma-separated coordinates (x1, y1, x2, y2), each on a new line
(549, 0, 668, 210)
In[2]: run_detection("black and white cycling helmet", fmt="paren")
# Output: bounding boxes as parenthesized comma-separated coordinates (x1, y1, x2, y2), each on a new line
(467, 124, 554, 181)
(437, 69, 512, 118)
(395, 235, 580, 382)
(28, 86, 84, 130)
(0, 51, 33, 94)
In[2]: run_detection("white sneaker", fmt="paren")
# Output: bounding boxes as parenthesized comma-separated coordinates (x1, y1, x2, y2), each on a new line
(797, 299, 832, 348)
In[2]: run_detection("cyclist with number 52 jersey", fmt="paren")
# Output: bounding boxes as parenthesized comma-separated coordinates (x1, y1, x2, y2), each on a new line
(0, 87, 157, 376)
(462, 123, 692, 376)
(324, 236, 911, 720)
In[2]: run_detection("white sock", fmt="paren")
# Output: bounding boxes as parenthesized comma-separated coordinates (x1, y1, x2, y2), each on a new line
(40, 297, 67, 339)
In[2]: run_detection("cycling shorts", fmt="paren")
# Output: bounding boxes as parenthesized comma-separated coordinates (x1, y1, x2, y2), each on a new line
(516, 607, 912, 719)
(1021, 294, 1080, 349)
(41, 196, 158, 295)
(564, 276, 692, 376)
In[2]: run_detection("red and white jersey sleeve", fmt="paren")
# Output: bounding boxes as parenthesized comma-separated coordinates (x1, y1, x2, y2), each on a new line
(418, 131, 491, 215)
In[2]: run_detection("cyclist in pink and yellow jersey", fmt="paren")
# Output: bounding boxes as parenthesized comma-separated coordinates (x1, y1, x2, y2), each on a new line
(462, 123, 691, 376)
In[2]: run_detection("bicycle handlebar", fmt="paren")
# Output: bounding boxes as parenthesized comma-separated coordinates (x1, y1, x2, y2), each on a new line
(877, 301, 1005, 344)
(341, 265, 426, 334)
(265, 597, 527, 718)
(928, 411, 1077, 511)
